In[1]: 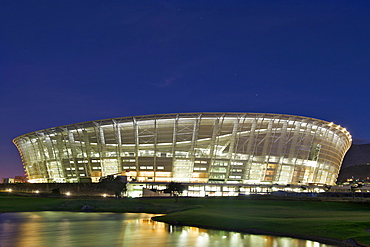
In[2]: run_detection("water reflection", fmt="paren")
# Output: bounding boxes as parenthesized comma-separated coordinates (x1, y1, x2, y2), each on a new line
(0, 212, 336, 247)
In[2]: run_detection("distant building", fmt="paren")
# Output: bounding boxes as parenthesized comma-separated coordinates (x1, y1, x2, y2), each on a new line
(2, 178, 15, 183)
(14, 176, 27, 183)
(2, 176, 27, 184)
(13, 113, 351, 185)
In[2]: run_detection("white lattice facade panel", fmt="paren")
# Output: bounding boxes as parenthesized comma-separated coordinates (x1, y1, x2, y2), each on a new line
(13, 113, 352, 185)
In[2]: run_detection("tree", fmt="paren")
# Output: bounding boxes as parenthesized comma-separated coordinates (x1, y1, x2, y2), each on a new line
(164, 182, 185, 201)
(99, 175, 127, 198)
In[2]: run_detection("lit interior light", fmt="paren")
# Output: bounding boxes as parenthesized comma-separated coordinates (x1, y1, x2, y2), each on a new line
(65, 192, 71, 196)
(7, 188, 12, 192)
(35, 190, 39, 193)
(103, 193, 107, 197)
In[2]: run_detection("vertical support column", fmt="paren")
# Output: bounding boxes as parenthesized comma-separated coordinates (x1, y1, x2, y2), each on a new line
(190, 114, 200, 157)
(67, 128, 78, 176)
(81, 129, 92, 178)
(244, 118, 257, 181)
(15, 138, 28, 179)
(228, 118, 240, 158)
(171, 115, 179, 165)
(75, 126, 91, 180)
(30, 135, 47, 180)
(68, 131, 75, 143)
(299, 122, 313, 184)
(288, 121, 301, 159)
(171, 116, 178, 182)
(212, 114, 225, 160)
(261, 119, 273, 158)
(226, 118, 240, 181)
(46, 132, 64, 179)
(289, 121, 301, 183)
(260, 119, 273, 182)
(55, 130, 67, 178)
(275, 120, 286, 182)
(93, 122, 104, 176)
(15, 138, 25, 179)
(321, 126, 332, 185)
(62, 127, 75, 176)
(208, 117, 219, 179)
(113, 119, 122, 173)
(153, 117, 158, 181)
(133, 117, 139, 176)
(189, 114, 201, 178)
(309, 122, 321, 183)
(99, 126, 105, 145)
(209, 118, 219, 160)
(44, 135, 55, 160)
(35, 133, 49, 180)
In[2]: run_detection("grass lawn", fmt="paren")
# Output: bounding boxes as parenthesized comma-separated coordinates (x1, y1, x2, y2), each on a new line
(1, 193, 370, 246)
(153, 197, 370, 246)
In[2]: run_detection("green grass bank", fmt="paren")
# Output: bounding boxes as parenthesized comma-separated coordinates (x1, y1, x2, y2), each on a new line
(1, 193, 369, 246)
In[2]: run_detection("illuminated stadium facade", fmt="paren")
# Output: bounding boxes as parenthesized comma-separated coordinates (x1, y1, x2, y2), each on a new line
(13, 113, 352, 186)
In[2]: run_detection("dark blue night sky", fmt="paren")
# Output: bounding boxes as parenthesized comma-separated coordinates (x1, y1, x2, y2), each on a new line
(1, 0, 370, 178)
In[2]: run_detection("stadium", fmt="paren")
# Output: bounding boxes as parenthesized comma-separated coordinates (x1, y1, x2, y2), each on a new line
(13, 113, 351, 192)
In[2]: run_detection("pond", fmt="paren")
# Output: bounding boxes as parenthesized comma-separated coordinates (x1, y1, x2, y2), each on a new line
(0, 212, 336, 247)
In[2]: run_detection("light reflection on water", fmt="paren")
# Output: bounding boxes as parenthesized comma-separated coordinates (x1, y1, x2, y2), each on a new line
(0, 212, 336, 247)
